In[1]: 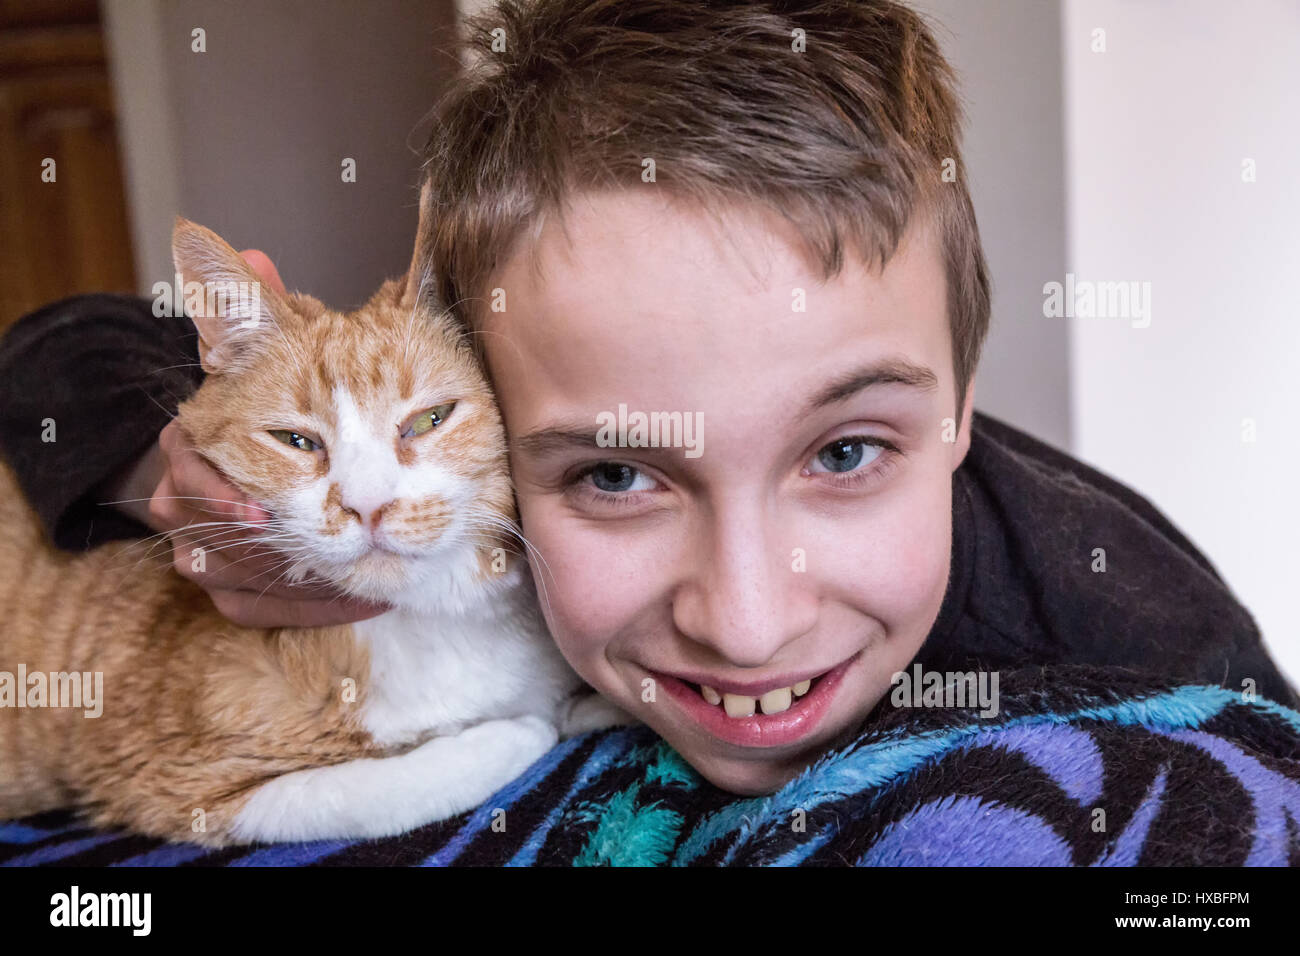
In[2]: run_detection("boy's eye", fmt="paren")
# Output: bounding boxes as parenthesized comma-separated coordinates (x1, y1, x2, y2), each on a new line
(403, 402, 457, 438)
(808, 438, 883, 474)
(269, 429, 321, 452)
(588, 463, 656, 494)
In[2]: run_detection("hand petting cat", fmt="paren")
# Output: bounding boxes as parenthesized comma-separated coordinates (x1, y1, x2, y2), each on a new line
(106, 248, 389, 630)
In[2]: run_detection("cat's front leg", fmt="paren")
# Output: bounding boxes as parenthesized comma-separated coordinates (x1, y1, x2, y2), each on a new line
(559, 691, 639, 739)
(226, 715, 557, 845)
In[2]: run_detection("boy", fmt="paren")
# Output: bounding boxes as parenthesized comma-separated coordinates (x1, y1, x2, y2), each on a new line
(0, 0, 1294, 796)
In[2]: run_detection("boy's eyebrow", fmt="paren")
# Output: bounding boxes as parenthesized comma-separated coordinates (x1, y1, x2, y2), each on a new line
(513, 418, 705, 458)
(511, 425, 607, 457)
(805, 357, 939, 412)
(512, 357, 940, 457)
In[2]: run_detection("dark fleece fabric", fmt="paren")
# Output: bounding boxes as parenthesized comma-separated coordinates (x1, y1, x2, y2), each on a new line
(2, 667, 1298, 866)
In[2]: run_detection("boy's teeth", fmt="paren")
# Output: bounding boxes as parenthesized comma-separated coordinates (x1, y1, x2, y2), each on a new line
(723, 693, 756, 718)
(699, 680, 815, 716)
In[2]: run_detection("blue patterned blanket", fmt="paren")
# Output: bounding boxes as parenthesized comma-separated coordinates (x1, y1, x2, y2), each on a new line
(3, 667, 1298, 866)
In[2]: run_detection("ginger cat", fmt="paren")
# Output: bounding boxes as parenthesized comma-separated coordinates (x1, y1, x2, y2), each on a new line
(0, 188, 622, 846)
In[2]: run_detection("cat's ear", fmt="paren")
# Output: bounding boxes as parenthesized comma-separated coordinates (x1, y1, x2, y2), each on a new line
(172, 217, 282, 373)
(400, 179, 436, 310)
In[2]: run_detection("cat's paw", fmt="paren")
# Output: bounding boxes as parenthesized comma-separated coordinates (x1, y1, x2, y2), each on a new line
(559, 692, 639, 739)
(463, 714, 559, 778)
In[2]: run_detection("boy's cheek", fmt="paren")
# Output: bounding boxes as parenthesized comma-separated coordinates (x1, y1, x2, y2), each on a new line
(517, 502, 648, 681)
(826, 473, 954, 625)
(516, 468, 953, 728)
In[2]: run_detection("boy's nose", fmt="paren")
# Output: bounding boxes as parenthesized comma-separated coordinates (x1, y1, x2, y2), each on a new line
(671, 519, 818, 667)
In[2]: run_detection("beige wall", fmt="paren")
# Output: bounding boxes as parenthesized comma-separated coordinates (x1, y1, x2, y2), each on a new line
(104, 0, 459, 309)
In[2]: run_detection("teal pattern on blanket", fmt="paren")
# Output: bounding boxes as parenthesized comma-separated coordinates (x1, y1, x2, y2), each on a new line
(2, 666, 1298, 866)
(571, 741, 698, 866)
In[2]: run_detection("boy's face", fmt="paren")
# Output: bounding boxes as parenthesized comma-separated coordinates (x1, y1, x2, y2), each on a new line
(481, 190, 973, 794)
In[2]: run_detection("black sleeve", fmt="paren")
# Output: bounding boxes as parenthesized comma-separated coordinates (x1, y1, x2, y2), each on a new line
(969, 411, 1228, 583)
(0, 293, 204, 550)
(960, 411, 1299, 709)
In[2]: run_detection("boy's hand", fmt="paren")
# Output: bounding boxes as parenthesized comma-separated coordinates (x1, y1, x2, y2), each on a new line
(114, 249, 389, 629)
(148, 420, 388, 628)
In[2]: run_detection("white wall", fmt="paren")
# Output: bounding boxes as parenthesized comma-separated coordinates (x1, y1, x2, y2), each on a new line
(912, 0, 1072, 450)
(1063, 0, 1300, 683)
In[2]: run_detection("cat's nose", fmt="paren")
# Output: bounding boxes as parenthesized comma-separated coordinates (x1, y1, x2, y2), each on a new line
(340, 496, 394, 530)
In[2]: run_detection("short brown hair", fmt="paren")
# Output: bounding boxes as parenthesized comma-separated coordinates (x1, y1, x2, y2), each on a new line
(422, 0, 991, 420)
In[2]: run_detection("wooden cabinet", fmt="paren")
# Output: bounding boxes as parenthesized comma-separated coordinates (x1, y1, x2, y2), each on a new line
(0, 0, 136, 332)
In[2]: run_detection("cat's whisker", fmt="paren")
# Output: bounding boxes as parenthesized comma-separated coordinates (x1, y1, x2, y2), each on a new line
(101, 523, 305, 579)
(101, 495, 278, 509)
(248, 558, 308, 589)
(139, 389, 180, 422)
(149, 361, 207, 374)
(459, 508, 558, 618)
(108, 540, 181, 578)
(252, 553, 330, 603)
(400, 267, 435, 366)
(100, 496, 294, 524)
(100, 528, 285, 579)
(183, 535, 307, 559)
(461, 326, 528, 366)
(170, 519, 293, 534)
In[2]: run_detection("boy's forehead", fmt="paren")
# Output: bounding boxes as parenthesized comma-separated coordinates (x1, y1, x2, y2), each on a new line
(485, 190, 953, 397)
(525, 190, 809, 286)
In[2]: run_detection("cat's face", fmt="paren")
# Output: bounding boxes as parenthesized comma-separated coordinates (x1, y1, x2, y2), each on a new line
(171, 219, 513, 610)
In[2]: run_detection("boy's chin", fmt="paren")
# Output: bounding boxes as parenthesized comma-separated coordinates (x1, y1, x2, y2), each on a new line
(684, 747, 817, 796)
(674, 727, 858, 796)
(695, 760, 797, 796)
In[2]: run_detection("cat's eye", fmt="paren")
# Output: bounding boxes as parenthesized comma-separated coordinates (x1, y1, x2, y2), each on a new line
(268, 429, 322, 452)
(402, 402, 456, 438)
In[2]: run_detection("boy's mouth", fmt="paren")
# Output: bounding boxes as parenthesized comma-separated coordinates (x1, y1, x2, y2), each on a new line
(651, 652, 861, 750)
(685, 677, 815, 716)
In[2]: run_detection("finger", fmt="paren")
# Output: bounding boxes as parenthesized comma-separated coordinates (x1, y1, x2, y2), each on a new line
(209, 588, 389, 629)
(170, 534, 309, 593)
(159, 418, 181, 455)
(169, 440, 267, 524)
(238, 249, 287, 294)
(168, 522, 352, 599)
(156, 420, 245, 522)
(147, 469, 185, 532)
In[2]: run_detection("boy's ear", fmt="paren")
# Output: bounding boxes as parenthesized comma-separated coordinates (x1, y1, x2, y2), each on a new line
(401, 179, 436, 310)
(172, 217, 281, 373)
